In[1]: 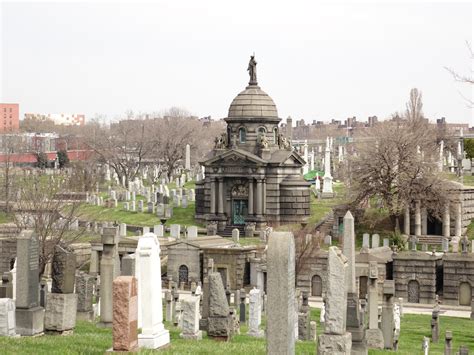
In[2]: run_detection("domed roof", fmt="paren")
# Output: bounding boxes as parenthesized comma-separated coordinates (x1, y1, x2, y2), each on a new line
(227, 84, 278, 119)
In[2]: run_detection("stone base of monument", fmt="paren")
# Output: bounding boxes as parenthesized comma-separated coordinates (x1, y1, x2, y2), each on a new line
(15, 306, 45, 336)
(180, 330, 203, 340)
(45, 329, 74, 336)
(366, 328, 384, 349)
(138, 329, 170, 349)
(45, 293, 77, 332)
(321, 192, 335, 199)
(77, 310, 95, 322)
(317, 332, 352, 355)
(208, 316, 232, 341)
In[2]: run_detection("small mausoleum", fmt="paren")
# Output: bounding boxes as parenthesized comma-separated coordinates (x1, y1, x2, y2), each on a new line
(195, 56, 310, 234)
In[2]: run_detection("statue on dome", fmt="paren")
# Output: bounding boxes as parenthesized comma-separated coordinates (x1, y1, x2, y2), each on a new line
(247, 54, 257, 85)
(214, 132, 228, 149)
(278, 133, 292, 150)
(258, 133, 269, 149)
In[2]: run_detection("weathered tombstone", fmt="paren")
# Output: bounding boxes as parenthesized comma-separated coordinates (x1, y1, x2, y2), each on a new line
(182, 196, 188, 208)
(111, 276, 138, 352)
(143, 226, 150, 235)
(147, 202, 154, 214)
(422, 336, 429, 355)
(298, 291, 311, 341)
(393, 303, 401, 350)
(170, 224, 181, 239)
(123, 202, 129, 211)
(232, 228, 240, 245)
(324, 235, 332, 245)
(75, 272, 95, 321)
(165, 206, 173, 218)
(188, 226, 198, 239)
(15, 230, 45, 336)
(131, 200, 136, 212)
(317, 247, 351, 355)
(445, 330, 453, 355)
(0, 298, 16, 336)
(239, 290, 246, 324)
(165, 291, 173, 322)
(362, 233, 370, 248)
(98, 227, 120, 328)
(383, 238, 390, 247)
(119, 223, 127, 237)
(371, 234, 380, 248)
(366, 261, 383, 349)
(207, 221, 218, 236)
(442, 237, 449, 253)
(381, 280, 395, 349)
(248, 287, 263, 337)
(180, 296, 202, 340)
(138, 200, 144, 213)
(431, 303, 440, 343)
(52, 245, 76, 294)
(422, 243, 428, 252)
(208, 272, 232, 340)
(156, 204, 165, 217)
(122, 254, 136, 276)
(136, 233, 170, 349)
(310, 321, 317, 341)
(267, 232, 296, 355)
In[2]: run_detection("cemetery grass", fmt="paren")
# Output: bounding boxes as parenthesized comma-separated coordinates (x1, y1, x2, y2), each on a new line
(77, 200, 203, 228)
(1, 311, 473, 354)
(0, 211, 13, 224)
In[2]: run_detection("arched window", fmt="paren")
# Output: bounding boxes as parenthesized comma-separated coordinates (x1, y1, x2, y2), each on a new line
(258, 127, 266, 135)
(311, 275, 322, 296)
(239, 127, 246, 143)
(179, 265, 189, 284)
(407, 280, 420, 303)
(273, 127, 278, 144)
(459, 282, 472, 306)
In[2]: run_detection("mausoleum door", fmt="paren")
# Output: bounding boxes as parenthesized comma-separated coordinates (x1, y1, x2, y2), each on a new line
(407, 280, 420, 303)
(178, 264, 189, 284)
(311, 275, 322, 296)
(232, 199, 248, 225)
(459, 282, 472, 306)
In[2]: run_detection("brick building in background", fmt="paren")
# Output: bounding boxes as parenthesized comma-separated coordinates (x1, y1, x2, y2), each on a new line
(0, 103, 20, 133)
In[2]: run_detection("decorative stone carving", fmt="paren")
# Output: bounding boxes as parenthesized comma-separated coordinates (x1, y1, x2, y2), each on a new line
(214, 133, 227, 149)
(231, 184, 248, 198)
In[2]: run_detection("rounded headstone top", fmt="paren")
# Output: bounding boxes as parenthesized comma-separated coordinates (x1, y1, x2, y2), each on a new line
(227, 84, 279, 120)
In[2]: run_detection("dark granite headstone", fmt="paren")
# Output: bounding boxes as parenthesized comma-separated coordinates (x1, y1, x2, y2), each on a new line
(52, 245, 76, 294)
(16, 230, 40, 309)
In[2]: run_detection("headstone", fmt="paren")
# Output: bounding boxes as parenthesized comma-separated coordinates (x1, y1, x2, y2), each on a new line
(154, 224, 164, 238)
(122, 254, 136, 276)
(165, 291, 173, 322)
(0, 298, 16, 336)
(422, 336, 429, 355)
(442, 237, 449, 253)
(170, 224, 181, 239)
(188, 226, 198, 239)
(136, 233, 170, 349)
(267, 232, 296, 355)
(120, 223, 127, 237)
(310, 321, 317, 341)
(112, 276, 138, 352)
(445, 330, 452, 355)
(52, 245, 76, 294)
(207, 272, 232, 340)
(371, 234, 380, 248)
(431, 304, 440, 343)
(232, 228, 240, 245)
(138, 200, 144, 213)
(98, 227, 120, 328)
(75, 272, 95, 321)
(317, 247, 351, 355)
(239, 290, 246, 324)
(298, 291, 311, 341)
(147, 202, 154, 214)
(383, 238, 390, 247)
(44, 292, 77, 333)
(324, 235, 332, 245)
(248, 287, 263, 337)
(15, 230, 45, 336)
(182, 196, 188, 208)
(143, 226, 150, 235)
(180, 296, 202, 340)
(156, 204, 165, 217)
(366, 261, 383, 349)
(123, 202, 129, 211)
(362, 233, 370, 248)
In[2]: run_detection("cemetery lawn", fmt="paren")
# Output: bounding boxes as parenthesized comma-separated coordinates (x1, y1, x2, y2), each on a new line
(2, 309, 472, 354)
(0, 211, 13, 224)
(77, 200, 202, 228)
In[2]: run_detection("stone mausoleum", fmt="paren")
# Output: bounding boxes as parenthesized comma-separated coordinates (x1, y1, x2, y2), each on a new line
(195, 56, 310, 234)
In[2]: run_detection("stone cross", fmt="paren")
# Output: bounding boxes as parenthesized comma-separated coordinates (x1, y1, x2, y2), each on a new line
(267, 232, 296, 355)
(366, 261, 383, 349)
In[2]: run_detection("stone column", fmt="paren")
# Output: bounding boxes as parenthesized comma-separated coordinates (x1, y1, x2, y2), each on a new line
(404, 206, 410, 236)
(455, 201, 462, 237)
(210, 178, 216, 215)
(366, 261, 383, 349)
(217, 178, 224, 215)
(414, 201, 421, 237)
(421, 207, 428, 235)
(263, 179, 267, 215)
(248, 178, 254, 215)
(89, 249, 99, 276)
(256, 179, 263, 216)
(443, 203, 450, 238)
(381, 281, 395, 349)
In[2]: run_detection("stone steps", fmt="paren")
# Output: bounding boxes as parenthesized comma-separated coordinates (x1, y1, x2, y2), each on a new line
(221, 225, 245, 237)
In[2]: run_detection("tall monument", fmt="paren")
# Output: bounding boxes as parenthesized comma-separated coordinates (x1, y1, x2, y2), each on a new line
(322, 137, 334, 198)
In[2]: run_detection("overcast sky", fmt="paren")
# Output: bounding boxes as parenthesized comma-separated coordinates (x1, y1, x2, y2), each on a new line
(1, 1, 473, 124)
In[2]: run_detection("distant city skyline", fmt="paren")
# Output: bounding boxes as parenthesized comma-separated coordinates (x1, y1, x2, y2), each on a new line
(1, 1, 473, 124)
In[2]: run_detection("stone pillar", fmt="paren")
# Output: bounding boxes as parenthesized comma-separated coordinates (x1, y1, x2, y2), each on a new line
(256, 179, 263, 216)
(112, 276, 138, 352)
(431, 306, 439, 343)
(381, 280, 395, 349)
(421, 207, 428, 235)
(263, 179, 267, 215)
(414, 201, 421, 237)
(248, 178, 254, 215)
(404, 206, 410, 235)
(179, 296, 202, 340)
(317, 247, 351, 355)
(455, 201, 462, 237)
(267, 232, 296, 355)
(210, 178, 216, 215)
(443, 203, 450, 238)
(89, 250, 99, 276)
(445, 330, 452, 355)
(217, 178, 224, 215)
(136, 233, 170, 349)
(366, 261, 383, 349)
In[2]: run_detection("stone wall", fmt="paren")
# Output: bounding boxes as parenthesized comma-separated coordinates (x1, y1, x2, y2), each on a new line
(443, 253, 474, 306)
(393, 251, 442, 304)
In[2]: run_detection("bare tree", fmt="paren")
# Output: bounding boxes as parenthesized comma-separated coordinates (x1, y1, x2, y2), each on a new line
(348, 89, 449, 230)
(0, 135, 26, 213)
(445, 41, 473, 106)
(13, 173, 86, 278)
